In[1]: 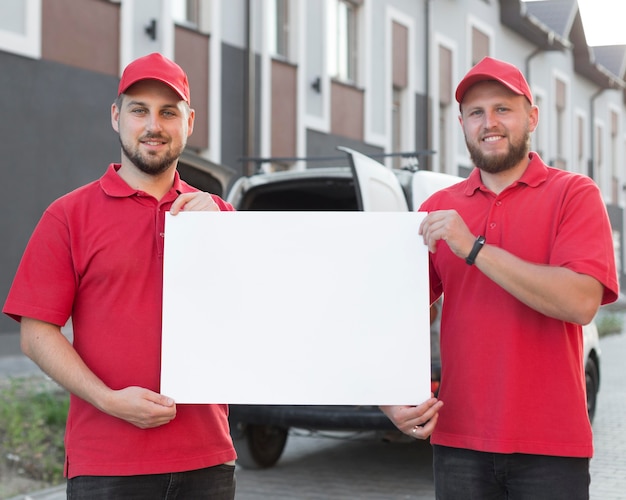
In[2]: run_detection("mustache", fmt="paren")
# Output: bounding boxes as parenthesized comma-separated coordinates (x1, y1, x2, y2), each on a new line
(140, 133, 168, 141)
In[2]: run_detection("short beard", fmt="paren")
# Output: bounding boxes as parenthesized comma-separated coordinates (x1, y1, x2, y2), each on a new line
(466, 129, 531, 174)
(119, 135, 182, 176)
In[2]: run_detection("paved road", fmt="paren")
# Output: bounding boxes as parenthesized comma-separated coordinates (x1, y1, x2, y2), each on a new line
(2, 327, 626, 499)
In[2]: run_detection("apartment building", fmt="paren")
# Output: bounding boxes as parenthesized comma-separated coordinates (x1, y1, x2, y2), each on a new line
(1, 0, 624, 333)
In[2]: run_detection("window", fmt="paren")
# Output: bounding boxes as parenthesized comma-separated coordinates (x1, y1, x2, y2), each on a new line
(269, 0, 290, 59)
(576, 113, 586, 175)
(611, 110, 619, 203)
(0, 0, 40, 59)
(554, 78, 567, 169)
(172, 0, 201, 28)
(438, 45, 453, 173)
(328, 0, 359, 83)
(595, 123, 603, 187)
(392, 89, 402, 168)
(0, 2, 25, 33)
(471, 27, 489, 65)
(391, 21, 408, 168)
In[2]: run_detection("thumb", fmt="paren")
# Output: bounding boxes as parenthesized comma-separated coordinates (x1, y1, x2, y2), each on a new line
(150, 392, 175, 407)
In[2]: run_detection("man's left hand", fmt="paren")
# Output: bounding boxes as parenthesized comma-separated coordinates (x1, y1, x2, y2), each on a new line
(170, 192, 220, 214)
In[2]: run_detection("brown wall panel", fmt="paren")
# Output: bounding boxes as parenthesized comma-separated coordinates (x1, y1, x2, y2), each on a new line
(392, 21, 408, 89)
(439, 45, 452, 106)
(175, 26, 210, 150)
(330, 81, 364, 141)
(42, 0, 119, 76)
(271, 59, 297, 158)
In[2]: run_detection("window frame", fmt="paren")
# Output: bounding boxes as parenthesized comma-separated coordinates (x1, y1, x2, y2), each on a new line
(269, 0, 290, 60)
(0, 0, 41, 59)
(328, 0, 359, 84)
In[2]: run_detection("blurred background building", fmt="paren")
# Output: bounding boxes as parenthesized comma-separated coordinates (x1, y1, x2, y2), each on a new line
(1, 0, 625, 334)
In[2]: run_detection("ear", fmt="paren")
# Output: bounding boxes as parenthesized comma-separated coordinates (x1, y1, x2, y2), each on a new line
(528, 104, 539, 133)
(111, 103, 120, 133)
(186, 107, 195, 137)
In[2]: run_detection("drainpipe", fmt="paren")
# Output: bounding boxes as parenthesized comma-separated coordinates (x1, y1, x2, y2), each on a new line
(424, 0, 432, 170)
(244, 0, 256, 176)
(524, 47, 542, 83)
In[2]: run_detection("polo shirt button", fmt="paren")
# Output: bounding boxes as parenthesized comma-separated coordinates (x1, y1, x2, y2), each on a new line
(489, 222, 496, 229)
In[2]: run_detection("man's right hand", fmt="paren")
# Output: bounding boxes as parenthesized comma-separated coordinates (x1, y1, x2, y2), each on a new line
(104, 386, 177, 429)
(20, 317, 177, 430)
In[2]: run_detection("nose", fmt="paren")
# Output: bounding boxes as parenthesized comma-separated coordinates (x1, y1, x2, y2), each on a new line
(483, 109, 499, 129)
(145, 114, 164, 133)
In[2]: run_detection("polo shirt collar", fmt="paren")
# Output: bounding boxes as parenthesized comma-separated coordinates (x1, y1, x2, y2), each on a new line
(100, 163, 184, 198)
(517, 152, 548, 188)
(464, 152, 548, 196)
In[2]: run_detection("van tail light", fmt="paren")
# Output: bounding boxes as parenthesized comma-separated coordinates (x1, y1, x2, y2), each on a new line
(431, 380, 440, 397)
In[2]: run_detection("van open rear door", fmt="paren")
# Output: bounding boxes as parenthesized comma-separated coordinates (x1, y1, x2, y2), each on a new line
(410, 169, 464, 209)
(338, 146, 409, 212)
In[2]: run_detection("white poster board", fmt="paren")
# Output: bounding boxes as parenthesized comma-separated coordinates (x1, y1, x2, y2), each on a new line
(161, 211, 431, 405)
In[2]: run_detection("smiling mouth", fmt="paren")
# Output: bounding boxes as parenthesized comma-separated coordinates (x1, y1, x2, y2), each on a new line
(141, 133, 167, 144)
(483, 135, 504, 143)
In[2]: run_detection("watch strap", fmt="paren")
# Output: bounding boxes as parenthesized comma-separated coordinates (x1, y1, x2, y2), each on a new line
(465, 235, 486, 265)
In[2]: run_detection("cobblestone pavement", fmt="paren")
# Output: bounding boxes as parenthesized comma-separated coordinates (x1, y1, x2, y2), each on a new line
(2, 327, 625, 499)
(589, 330, 626, 500)
(234, 432, 435, 499)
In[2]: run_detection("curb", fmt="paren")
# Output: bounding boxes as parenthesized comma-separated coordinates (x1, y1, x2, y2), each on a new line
(6, 484, 65, 500)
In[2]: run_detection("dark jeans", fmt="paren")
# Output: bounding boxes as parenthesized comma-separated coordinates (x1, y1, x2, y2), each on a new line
(433, 445, 590, 500)
(67, 464, 235, 500)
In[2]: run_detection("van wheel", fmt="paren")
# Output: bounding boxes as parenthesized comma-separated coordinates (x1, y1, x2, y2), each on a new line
(233, 424, 288, 469)
(585, 356, 599, 424)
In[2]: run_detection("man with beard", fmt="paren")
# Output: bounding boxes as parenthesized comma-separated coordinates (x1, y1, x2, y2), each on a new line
(3, 53, 237, 499)
(381, 57, 618, 499)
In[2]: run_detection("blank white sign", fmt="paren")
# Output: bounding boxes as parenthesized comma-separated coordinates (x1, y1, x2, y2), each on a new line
(161, 211, 431, 405)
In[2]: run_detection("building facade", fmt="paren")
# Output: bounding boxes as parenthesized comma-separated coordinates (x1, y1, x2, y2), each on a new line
(1, 0, 624, 333)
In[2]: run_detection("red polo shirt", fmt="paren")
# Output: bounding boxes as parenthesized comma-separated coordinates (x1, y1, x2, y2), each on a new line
(4, 164, 237, 477)
(421, 153, 618, 457)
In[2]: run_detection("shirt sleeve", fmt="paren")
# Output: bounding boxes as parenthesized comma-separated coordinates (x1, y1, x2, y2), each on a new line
(551, 175, 619, 305)
(3, 205, 76, 326)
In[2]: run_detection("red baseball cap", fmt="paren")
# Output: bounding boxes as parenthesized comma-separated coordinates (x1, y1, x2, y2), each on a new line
(118, 52, 190, 104)
(455, 56, 532, 105)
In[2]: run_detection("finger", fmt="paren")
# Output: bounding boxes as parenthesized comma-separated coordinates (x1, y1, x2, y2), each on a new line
(410, 413, 439, 440)
(179, 193, 205, 210)
(188, 196, 219, 212)
(169, 195, 189, 215)
(410, 399, 443, 426)
(180, 193, 220, 212)
(418, 216, 429, 236)
(136, 400, 177, 428)
(170, 193, 209, 214)
(133, 411, 176, 429)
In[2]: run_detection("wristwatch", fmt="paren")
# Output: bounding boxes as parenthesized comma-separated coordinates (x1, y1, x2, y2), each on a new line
(465, 235, 486, 265)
